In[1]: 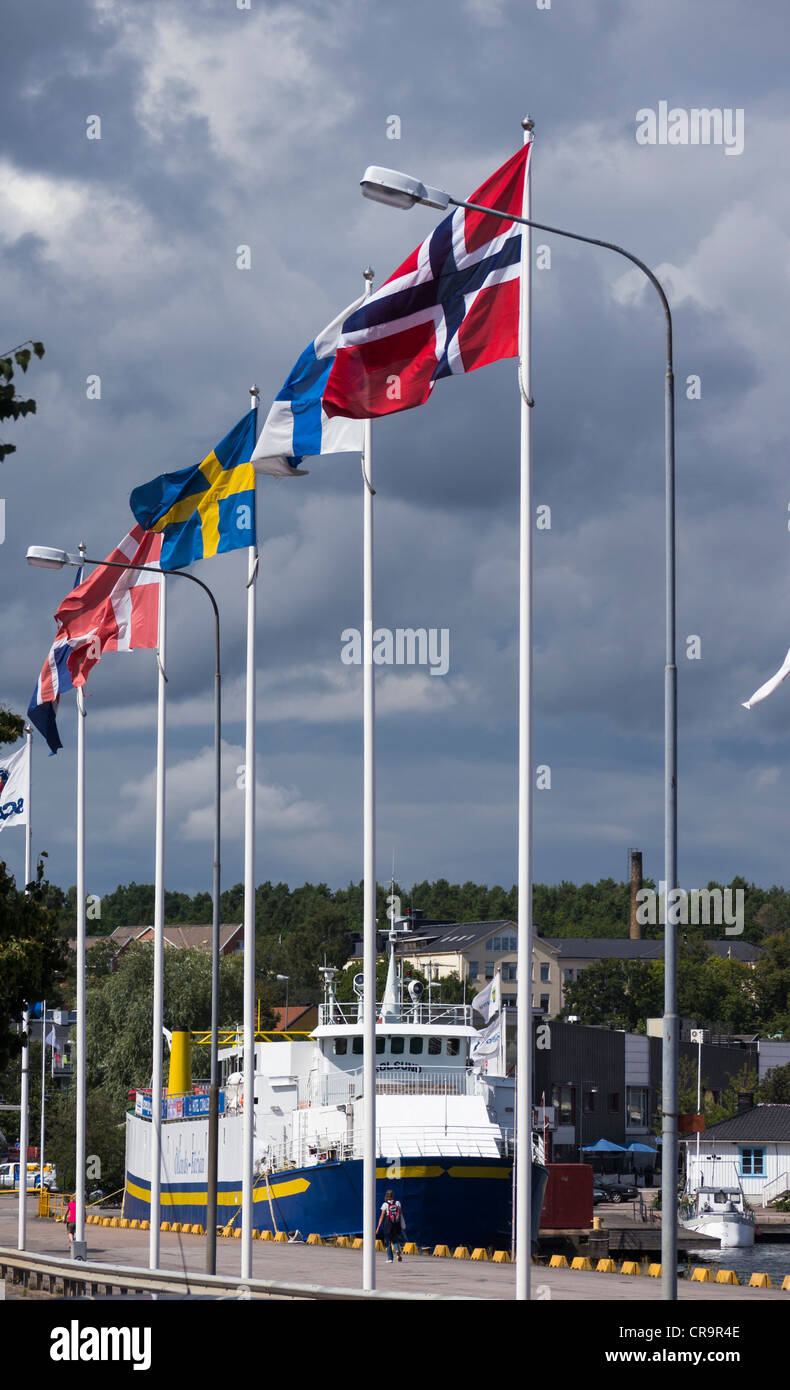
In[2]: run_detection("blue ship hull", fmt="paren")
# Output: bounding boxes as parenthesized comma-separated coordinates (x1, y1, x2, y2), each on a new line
(125, 1155, 549, 1250)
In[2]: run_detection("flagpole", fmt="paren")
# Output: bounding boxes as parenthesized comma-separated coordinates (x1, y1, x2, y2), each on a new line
(24, 724, 32, 888)
(516, 115, 534, 1303)
(18, 1006, 28, 1248)
(361, 264, 377, 1293)
(242, 387, 259, 1279)
(39, 997, 46, 1196)
(75, 676, 87, 1257)
(149, 573, 166, 1269)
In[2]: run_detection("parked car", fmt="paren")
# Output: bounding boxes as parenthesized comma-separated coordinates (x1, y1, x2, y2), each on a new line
(0, 1161, 57, 1190)
(593, 1186, 609, 1205)
(595, 1177, 639, 1203)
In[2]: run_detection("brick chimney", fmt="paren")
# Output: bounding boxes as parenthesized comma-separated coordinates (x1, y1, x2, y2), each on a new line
(629, 849, 643, 940)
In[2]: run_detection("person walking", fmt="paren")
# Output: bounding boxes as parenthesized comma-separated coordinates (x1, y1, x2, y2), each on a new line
(376, 1189, 406, 1263)
(65, 1195, 76, 1247)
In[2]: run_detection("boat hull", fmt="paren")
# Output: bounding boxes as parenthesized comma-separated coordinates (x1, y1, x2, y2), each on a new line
(125, 1115, 546, 1249)
(682, 1215, 755, 1248)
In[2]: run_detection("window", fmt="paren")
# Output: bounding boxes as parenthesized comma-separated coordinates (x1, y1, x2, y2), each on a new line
(334, 1038, 347, 1055)
(493, 936, 501, 951)
(562, 968, 575, 985)
(352, 1037, 363, 1055)
(539, 994, 550, 1012)
(626, 1087, 649, 1128)
(390, 1036, 404, 1054)
(552, 1084, 574, 1126)
(502, 962, 517, 982)
(608, 1092, 620, 1113)
(409, 1037, 423, 1055)
(428, 1036, 441, 1056)
(468, 961, 479, 980)
(485, 961, 495, 980)
(583, 1088, 596, 1114)
(376, 1037, 385, 1055)
(740, 1147, 765, 1177)
(540, 963, 550, 983)
(447, 1038, 460, 1056)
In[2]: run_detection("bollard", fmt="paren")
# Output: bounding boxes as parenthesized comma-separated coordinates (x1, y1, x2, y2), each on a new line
(433, 1245, 451, 1258)
(549, 1254, 569, 1268)
(571, 1257, 593, 1270)
(716, 1270, 739, 1284)
(620, 1262, 641, 1276)
(648, 1264, 662, 1278)
(596, 1259, 617, 1272)
(492, 1250, 511, 1263)
(749, 1272, 773, 1287)
(453, 1247, 471, 1260)
(471, 1248, 490, 1261)
(690, 1267, 712, 1282)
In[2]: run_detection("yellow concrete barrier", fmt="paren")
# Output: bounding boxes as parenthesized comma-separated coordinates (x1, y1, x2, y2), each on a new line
(749, 1272, 773, 1287)
(433, 1245, 451, 1257)
(274, 1231, 289, 1243)
(170, 1223, 182, 1233)
(492, 1250, 511, 1263)
(307, 1233, 324, 1245)
(403, 1242, 419, 1255)
(130, 1220, 140, 1229)
(260, 1230, 273, 1241)
(596, 1258, 617, 1272)
(453, 1247, 471, 1260)
(690, 1267, 712, 1282)
(471, 1248, 490, 1261)
(620, 1262, 641, 1276)
(352, 1237, 364, 1249)
(191, 1224, 205, 1235)
(716, 1270, 739, 1285)
(232, 1228, 241, 1238)
(160, 1222, 171, 1232)
(782, 1275, 790, 1291)
(140, 1220, 150, 1230)
(648, 1264, 662, 1278)
(375, 1239, 386, 1251)
(335, 1236, 351, 1248)
(571, 1257, 593, 1271)
(109, 1217, 120, 1228)
(549, 1254, 569, 1268)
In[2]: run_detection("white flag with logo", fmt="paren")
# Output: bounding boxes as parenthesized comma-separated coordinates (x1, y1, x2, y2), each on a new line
(0, 742, 29, 832)
(472, 971, 501, 1024)
(469, 1014, 503, 1068)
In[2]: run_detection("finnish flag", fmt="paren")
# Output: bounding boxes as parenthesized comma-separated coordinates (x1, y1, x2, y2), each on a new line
(252, 296, 366, 476)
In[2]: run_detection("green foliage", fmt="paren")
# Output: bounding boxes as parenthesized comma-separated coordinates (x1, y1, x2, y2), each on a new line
(756, 1061, 790, 1103)
(84, 944, 252, 1103)
(0, 860, 68, 1070)
(0, 709, 25, 747)
(0, 339, 45, 461)
(562, 959, 664, 1031)
(47, 1085, 126, 1196)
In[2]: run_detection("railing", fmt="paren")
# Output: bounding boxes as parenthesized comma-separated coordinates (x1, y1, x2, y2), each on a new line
(308, 1067, 477, 1106)
(763, 1171, 790, 1206)
(318, 1001, 473, 1027)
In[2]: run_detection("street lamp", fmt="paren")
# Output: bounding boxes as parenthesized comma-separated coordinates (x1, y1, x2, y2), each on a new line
(360, 156, 679, 1299)
(26, 543, 224, 1273)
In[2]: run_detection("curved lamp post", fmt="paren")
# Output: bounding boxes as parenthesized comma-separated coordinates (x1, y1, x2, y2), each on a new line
(359, 162, 679, 1299)
(26, 544, 224, 1274)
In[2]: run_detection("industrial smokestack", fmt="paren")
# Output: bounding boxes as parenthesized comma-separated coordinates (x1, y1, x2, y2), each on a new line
(629, 849, 643, 940)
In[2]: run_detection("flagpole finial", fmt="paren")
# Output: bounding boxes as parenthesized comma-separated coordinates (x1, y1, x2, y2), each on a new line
(249, 384, 260, 400)
(363, 265, 375, 281)
(522, 115, 534, 132)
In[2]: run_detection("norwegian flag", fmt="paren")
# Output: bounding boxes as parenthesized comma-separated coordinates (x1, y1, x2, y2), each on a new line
(323, 143, 530, 420)
(28, 525, 162, 753)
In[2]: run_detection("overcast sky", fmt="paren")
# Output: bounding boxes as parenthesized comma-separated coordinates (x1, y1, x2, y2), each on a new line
(2, 0, 789, 908)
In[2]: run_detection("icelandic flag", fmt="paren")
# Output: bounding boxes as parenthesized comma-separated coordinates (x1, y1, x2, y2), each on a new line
(323, 143, 530, 420)
(251, 298, 366, 475)
(28, 526, 162, 752)
(131, 411, 257, 569)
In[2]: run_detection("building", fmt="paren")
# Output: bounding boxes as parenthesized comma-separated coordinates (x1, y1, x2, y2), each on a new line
(684, 1104, 790, 1206)
(72, 923, 244, 971)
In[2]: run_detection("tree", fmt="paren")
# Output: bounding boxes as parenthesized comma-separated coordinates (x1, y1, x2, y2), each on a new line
(0, 340, 45, 462)
(0, 860, 68, 1070)
(47, 1085, 126, 1196)
(561, 959, 663, 1031)
(756, 1062, 790, 1103)
(0, 707, 24, 746)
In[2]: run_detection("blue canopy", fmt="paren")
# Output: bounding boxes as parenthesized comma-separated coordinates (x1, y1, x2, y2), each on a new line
(626, 1142, 658, 1153)
(582, 1138, 626, 1152)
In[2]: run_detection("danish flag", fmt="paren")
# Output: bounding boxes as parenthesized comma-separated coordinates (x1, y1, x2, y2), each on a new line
(323, 142, 531, 420)
(28, 525, 161, 752)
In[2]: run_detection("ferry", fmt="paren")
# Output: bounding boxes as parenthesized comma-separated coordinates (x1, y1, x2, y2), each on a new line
(124, 924, 548, 1250)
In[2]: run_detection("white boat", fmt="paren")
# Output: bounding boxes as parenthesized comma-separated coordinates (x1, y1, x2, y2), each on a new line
(124, 920, 548, 1249)
(680, 1176, 756, 1248)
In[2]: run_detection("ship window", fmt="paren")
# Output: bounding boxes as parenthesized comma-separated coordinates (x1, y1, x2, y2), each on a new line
(376, 1037, 385, 1054)
(447, 1038, 460, 1056)
(391, 1036, 404, 1054)
(409, 1037, 423, 1054)
(334, 1038, 347, 1055)
(428, 1036, 442, 1056)
(352, 1037, 363, 1055)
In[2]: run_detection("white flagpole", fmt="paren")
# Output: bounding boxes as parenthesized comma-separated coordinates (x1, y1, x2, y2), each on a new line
(516, 116, 534, 1302)
(39, 997, 46, 1195)
(149, 573, 167, 1269)
(18, 1006, 29, 1248)
(361, 265, 377, 1293)
(75, 677, 87, 1255)
(24, 724, 32, 888)
(242, 387, 259, 1279)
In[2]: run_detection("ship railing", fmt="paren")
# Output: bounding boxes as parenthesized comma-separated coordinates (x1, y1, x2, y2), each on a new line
(309, 1068, 477, 1106)
(318, 1001, 473, 1027)
(365, 1124, 508, 1159)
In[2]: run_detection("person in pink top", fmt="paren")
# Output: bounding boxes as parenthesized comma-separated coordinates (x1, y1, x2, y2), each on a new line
(66, 1196, 76, 1245)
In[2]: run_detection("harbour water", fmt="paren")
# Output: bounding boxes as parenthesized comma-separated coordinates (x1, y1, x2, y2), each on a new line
(682, 1242, 790, 1285)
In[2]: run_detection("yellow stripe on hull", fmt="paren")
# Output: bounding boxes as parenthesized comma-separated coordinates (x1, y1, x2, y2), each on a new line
(125, 1176, 311, 1206)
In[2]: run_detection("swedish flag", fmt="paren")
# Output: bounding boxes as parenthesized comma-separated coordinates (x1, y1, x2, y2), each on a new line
(130, 410, 257, 571)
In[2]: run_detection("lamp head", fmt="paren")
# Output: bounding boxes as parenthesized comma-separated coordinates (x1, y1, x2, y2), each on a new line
(26, 545, 70, 570)
(360, 166, 449, 212)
